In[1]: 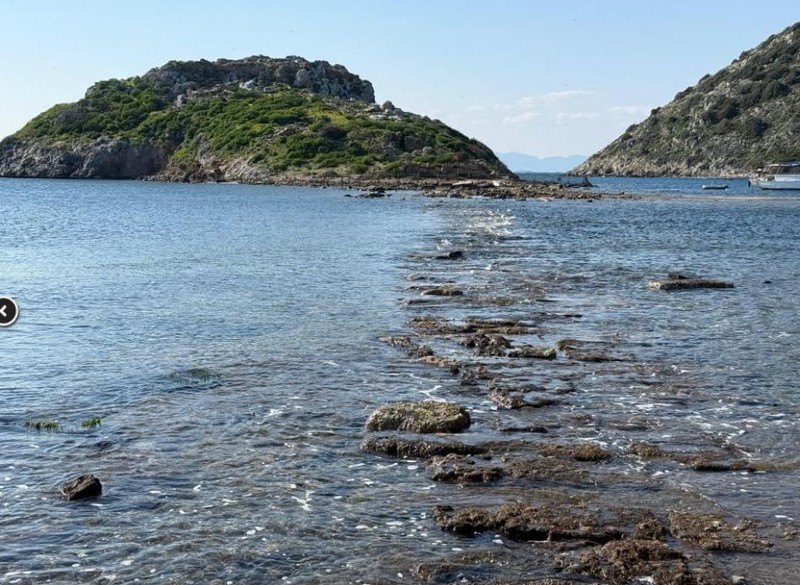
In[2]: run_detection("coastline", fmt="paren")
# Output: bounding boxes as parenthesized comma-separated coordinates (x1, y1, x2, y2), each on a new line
(151, 173, 623, 200)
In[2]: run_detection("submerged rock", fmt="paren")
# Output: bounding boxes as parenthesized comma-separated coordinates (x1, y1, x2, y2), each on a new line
(555, 338, 618, 361)
(427, 453, 504, 483)
(60, 474, 102, 501)
(668, 511, 772, 552)
(365, 400, 471, 433)
(433, 250, 464, 260)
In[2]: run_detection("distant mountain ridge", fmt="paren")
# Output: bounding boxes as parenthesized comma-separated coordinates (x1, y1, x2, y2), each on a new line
(573, 22, 800, 177)
(0, 56, 512, 183)
(497, 152, 586, 172)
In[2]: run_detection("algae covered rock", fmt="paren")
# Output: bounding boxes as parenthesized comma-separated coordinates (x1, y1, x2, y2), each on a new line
(365, 400, 471, 433)
(360, 436, 483, 459)
(60, 474, 102, 501)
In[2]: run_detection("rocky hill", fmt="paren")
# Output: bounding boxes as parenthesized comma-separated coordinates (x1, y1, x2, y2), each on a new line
(0, 56, 512, 183)
(573, 22, 800, 177)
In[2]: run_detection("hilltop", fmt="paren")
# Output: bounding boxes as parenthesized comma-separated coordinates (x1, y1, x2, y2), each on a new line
(573, 22, 800, 177)
(0, 56, 512, 183)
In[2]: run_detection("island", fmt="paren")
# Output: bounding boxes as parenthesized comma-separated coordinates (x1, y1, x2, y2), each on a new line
(0, 56, 514, 185)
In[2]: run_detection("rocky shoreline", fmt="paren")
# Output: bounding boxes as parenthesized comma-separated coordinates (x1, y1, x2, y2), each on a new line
(246, 176, 609, 200)
(360, 200, 796, 584)
(1, 169, 624, 200)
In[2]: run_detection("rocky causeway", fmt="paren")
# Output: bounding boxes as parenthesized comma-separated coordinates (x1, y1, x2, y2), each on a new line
(359, 197, 796, 584)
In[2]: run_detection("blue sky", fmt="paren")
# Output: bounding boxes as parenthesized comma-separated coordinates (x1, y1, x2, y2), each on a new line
(1, 1, 797, 157)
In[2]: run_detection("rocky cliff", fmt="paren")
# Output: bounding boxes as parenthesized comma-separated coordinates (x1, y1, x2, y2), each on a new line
(573, 22, 800, 177)
(0, 56, 512, 182)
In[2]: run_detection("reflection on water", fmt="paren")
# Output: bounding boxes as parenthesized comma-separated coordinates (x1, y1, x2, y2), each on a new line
(1, 179, 799, 583)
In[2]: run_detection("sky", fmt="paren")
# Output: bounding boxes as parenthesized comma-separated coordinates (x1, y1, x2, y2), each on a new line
(0, 1, 797, 158)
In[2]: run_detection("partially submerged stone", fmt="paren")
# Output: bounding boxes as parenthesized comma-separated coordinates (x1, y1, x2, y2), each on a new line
(427, 453, 504, 483)
(361, 436, 484, 459)
(648, 278, 734, 291)
(378, 335, 434, 358)
(488, 387, 559, 410)
(459, 364, 495, 386)
(627, 443, 792, 472)
(668, 511, 772, 552)
(416, 355, 461, 373)
(365, 400, 471, 433)
(507, 345, 557, 359)
(575, 539, 703, 585)
(420, 286, 464, 296)
(407, 315, 465, 335)
(627, 441, 667, 459)
(433, 502, 622, 543)
(462, 333, 511, 356)
(61, 474, 102, 501)
(504, 457, 589, 482)
(433, 250, 464, 260)
(488, 388, 527, 409)
(539, 443, 612, 462)
(464, 317, 532, 334)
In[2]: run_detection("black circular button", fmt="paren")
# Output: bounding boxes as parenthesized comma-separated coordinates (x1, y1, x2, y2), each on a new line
(0, 297, 19, 327)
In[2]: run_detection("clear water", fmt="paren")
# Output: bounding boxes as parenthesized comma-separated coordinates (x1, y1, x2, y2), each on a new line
(1, 179, 798, 584)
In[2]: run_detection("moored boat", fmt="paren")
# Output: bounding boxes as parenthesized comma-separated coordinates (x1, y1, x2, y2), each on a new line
(701, 184, 728, 190)
(751, 161, 800, 190)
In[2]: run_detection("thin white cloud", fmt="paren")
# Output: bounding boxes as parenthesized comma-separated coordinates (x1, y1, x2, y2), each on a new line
(556, 112, 600, 121)
(519, 90, 594, 108)
(502, 111, 543, 126)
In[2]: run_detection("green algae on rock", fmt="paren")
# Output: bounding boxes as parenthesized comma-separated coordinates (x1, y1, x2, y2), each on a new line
(365, 400, 471, 433)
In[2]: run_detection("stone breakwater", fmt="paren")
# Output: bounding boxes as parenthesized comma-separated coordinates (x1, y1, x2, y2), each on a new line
(361, 199, 797, 584)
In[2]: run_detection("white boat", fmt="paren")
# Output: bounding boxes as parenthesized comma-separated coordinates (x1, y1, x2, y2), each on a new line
(751, 161, 800, 190)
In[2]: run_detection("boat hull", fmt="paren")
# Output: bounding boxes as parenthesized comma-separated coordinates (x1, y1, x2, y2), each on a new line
(753, 180, 800, 190)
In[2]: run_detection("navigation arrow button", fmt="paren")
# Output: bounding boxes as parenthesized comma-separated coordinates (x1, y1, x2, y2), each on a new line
(0, 297, 19, 327)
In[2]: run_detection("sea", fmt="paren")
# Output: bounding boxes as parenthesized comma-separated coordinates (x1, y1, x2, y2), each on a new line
(1, 176, 798, 584)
